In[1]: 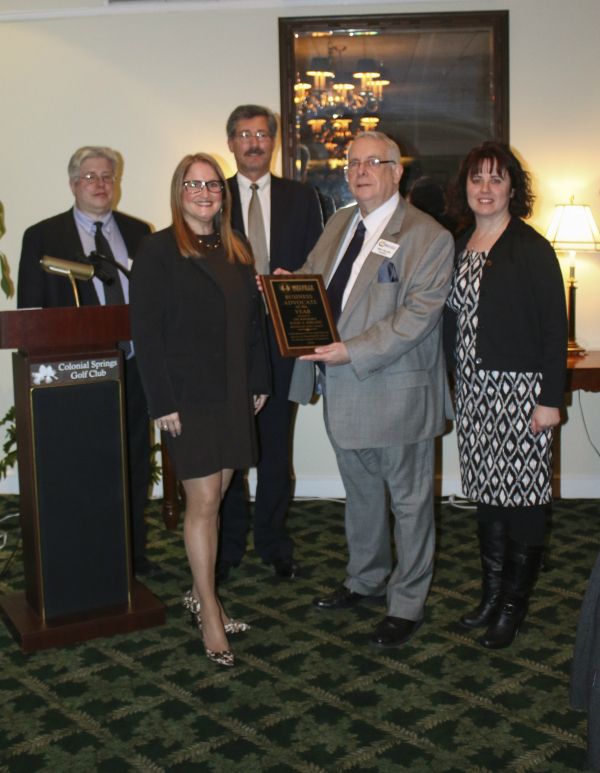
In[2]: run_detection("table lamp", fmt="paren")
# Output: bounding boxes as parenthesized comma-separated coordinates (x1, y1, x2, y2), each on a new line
(545, 199, 600, 355)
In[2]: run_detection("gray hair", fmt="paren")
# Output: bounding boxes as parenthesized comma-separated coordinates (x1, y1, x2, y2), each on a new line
(226, 105, 278, 140)
(349, 131, 401, 164)
(68, 146, 119, 180)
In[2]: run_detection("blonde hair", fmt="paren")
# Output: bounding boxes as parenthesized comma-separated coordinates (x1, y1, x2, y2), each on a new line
(68, 146, 119, 180)
(170, 153, 252, 264)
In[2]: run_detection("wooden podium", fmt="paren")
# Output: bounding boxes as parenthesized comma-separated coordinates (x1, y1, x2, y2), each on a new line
(0, 307, 166, 653)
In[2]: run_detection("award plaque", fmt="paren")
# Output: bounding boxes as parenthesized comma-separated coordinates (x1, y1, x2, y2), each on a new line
(262, 274, 340, 357)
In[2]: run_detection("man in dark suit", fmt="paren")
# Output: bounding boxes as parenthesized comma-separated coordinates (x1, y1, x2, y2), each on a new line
(218, 105, 323, 580)
(17, 146, 160, 577)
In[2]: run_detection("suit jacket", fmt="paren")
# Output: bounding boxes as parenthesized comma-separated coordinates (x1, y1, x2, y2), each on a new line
(17, 208, 151, 309)
(289, 197, 455, 450)
(129, 227, 271, 420)
(443, 217, 568, 408)
(227, 175, 323, 273)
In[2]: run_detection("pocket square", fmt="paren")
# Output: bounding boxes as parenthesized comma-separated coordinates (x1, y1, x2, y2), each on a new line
(378, 259, 399, 283)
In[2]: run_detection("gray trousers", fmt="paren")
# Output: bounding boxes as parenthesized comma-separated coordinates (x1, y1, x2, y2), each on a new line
(324, 400, 435, 621)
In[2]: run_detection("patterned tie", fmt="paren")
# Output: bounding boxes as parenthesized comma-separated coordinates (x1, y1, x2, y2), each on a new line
(327, 221, 366, 324)
(247, 183, 270, 275)
(94, 221, 131, 356)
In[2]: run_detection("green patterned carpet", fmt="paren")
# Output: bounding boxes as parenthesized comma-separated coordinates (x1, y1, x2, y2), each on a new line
(0, 494, 597, 772)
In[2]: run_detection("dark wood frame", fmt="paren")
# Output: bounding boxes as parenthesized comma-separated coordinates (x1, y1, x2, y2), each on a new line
(263, 274, 339, 357)
(279, 11, 509, 179)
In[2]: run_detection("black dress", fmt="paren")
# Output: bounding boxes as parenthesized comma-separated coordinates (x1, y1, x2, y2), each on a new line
(162, 238, 260, 480)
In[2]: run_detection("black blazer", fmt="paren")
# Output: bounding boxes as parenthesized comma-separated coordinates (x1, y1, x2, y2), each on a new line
(129, 227, 271, 420)
(227, 175, 323, 272)
(443, 217, 568, 407)
(17, 208, 151, 309)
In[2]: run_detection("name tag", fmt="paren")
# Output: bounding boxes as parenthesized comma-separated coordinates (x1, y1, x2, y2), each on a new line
(372, 239, 399, 258)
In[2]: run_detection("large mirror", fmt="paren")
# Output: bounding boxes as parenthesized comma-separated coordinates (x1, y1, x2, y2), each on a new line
(279, 12, 509, 214)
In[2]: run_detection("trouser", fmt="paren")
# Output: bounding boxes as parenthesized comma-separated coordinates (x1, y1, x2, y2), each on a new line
(219, 321, 296, 565)
(325, 405, 436, 621)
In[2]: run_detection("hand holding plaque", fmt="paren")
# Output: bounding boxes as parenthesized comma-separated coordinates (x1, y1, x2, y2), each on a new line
(262, 274, 340, 357)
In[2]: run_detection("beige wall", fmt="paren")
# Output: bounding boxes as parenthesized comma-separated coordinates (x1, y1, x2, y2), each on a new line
(0, 0, 599, 497)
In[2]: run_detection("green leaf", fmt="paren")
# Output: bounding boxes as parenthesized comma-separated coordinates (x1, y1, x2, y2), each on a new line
(0, 252, 14, 300)
(0, 406, 16, 480)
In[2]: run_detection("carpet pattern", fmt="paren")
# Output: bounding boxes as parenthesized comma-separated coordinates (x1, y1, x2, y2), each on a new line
(0, 494, 597, 772)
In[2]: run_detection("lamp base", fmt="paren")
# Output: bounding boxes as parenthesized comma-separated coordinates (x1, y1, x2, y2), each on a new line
(568, 339, 587, 356)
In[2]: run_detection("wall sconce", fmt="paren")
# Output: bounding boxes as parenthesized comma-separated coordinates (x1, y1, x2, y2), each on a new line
(545, 198, 600, 355)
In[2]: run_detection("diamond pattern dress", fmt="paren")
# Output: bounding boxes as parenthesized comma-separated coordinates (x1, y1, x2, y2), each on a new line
(447, 249, 553, 506)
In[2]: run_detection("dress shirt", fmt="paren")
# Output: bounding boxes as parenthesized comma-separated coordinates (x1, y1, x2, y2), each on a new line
(73, 205, 134, 355)
(328, 192, 400, 311)
(236, 171, 271, 255)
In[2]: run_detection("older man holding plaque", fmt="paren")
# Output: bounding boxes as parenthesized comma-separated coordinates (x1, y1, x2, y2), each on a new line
(286, 131, 454, 648)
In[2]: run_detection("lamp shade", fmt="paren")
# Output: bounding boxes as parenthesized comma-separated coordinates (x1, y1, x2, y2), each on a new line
(332, 70, 356, 88)
(353, 58, 380, 78)
(545, 205, 600, 251)
(306, 57, 334, 76)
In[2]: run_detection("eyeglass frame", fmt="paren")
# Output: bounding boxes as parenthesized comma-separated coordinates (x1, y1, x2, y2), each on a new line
(182, 180, 225, 193)
(78, 173, 116, 185)
(233, 131, 273, 143)
(344, 159, 397, 174)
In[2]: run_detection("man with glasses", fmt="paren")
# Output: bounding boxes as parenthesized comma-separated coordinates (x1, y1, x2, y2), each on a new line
(287, 131, 454, 647)
(17, 146, 160, 578)
(218, 105, 323, 581)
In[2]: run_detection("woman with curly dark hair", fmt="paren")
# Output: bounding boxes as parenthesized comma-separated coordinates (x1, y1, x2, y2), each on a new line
(444, 142, 568, 649)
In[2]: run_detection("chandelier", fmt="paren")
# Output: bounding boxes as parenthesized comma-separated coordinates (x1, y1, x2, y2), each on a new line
(295, 43, 389, 122)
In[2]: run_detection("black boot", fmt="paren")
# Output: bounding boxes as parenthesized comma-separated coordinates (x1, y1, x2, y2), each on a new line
(481, 538, 544, 650)
(460, 520, 508, 629)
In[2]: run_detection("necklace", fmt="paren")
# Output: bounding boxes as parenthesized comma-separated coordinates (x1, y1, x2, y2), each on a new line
(198, 232, 221, 250)
(468, 216, 510, 252)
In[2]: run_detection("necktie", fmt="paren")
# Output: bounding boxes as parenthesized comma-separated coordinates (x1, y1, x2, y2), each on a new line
(247, 183, 270, 275)
(327, 221, 366, 324)
(94, 221, 131, 356)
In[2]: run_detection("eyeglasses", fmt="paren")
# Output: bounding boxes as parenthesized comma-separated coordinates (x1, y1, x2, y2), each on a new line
(233, 131, 272, 143)
(80, 173, 116, 185)
(344, 159, 396, 173)
(183, 180, 224, 193)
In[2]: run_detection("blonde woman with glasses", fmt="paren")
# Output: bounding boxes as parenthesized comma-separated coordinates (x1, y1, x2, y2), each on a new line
(130, 153, 270, 666)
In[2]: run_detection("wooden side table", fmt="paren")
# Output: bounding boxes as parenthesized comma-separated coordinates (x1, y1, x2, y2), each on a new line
(566, 351, 600, 393)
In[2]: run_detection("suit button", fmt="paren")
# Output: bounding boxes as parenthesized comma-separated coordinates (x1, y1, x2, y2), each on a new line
(486, 259, 492, 266)
(480, 291, 486, 297)
(478, 325, 484, 330)
(475, 358, 482, 364)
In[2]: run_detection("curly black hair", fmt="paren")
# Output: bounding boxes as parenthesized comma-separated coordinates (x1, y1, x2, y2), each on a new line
(447, 141, 535, 222)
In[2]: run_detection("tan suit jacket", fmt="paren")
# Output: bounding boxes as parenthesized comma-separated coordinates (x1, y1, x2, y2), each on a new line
(289, 196, 454, 449)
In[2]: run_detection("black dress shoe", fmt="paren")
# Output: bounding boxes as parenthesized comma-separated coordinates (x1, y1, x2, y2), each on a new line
(134, 556, 162, 577)
(370, 616, 423, 648)
(312, 585, 383, 611)
(270, 557, 301, 579)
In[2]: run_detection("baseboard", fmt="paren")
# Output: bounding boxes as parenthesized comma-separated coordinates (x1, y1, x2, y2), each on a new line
(246, 471, 346, 499)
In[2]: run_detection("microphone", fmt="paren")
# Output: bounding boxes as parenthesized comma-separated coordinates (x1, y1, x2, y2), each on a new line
(90, 250, 131, 281)
(77, 252, 114, 286)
